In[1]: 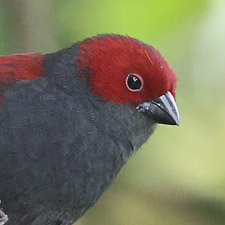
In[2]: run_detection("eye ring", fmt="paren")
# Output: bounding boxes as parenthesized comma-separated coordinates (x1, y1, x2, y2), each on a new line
(126, 73, 144, 92)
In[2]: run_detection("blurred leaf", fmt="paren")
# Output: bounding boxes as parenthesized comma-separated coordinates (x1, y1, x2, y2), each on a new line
(58, 0, 209, 44)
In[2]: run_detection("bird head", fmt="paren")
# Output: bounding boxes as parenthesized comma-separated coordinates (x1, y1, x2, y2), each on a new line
(77, 34, 179, 125)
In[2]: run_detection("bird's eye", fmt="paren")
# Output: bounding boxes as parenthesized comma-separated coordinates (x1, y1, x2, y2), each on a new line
(126, 73, 143, 92)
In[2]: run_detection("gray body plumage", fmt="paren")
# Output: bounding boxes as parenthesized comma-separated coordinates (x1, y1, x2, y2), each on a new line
(0, 45, 156, 225)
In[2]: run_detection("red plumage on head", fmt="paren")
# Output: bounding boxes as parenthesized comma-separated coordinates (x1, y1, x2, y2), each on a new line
(78, 35, 177, 105)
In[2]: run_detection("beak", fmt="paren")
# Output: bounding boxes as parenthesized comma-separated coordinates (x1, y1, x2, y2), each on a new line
(136, 91, 179, 125)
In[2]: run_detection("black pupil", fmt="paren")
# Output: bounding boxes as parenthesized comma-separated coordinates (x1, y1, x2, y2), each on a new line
(127, 75, 142, 90)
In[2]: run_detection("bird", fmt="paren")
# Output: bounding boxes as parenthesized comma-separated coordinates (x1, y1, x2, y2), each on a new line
(0, 34, 179, 225)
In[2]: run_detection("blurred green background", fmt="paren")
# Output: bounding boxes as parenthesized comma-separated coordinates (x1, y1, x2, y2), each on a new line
(1, 0, 225, 224)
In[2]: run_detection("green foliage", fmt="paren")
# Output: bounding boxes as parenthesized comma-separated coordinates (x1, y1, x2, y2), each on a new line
(57, 0, 209, 44)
